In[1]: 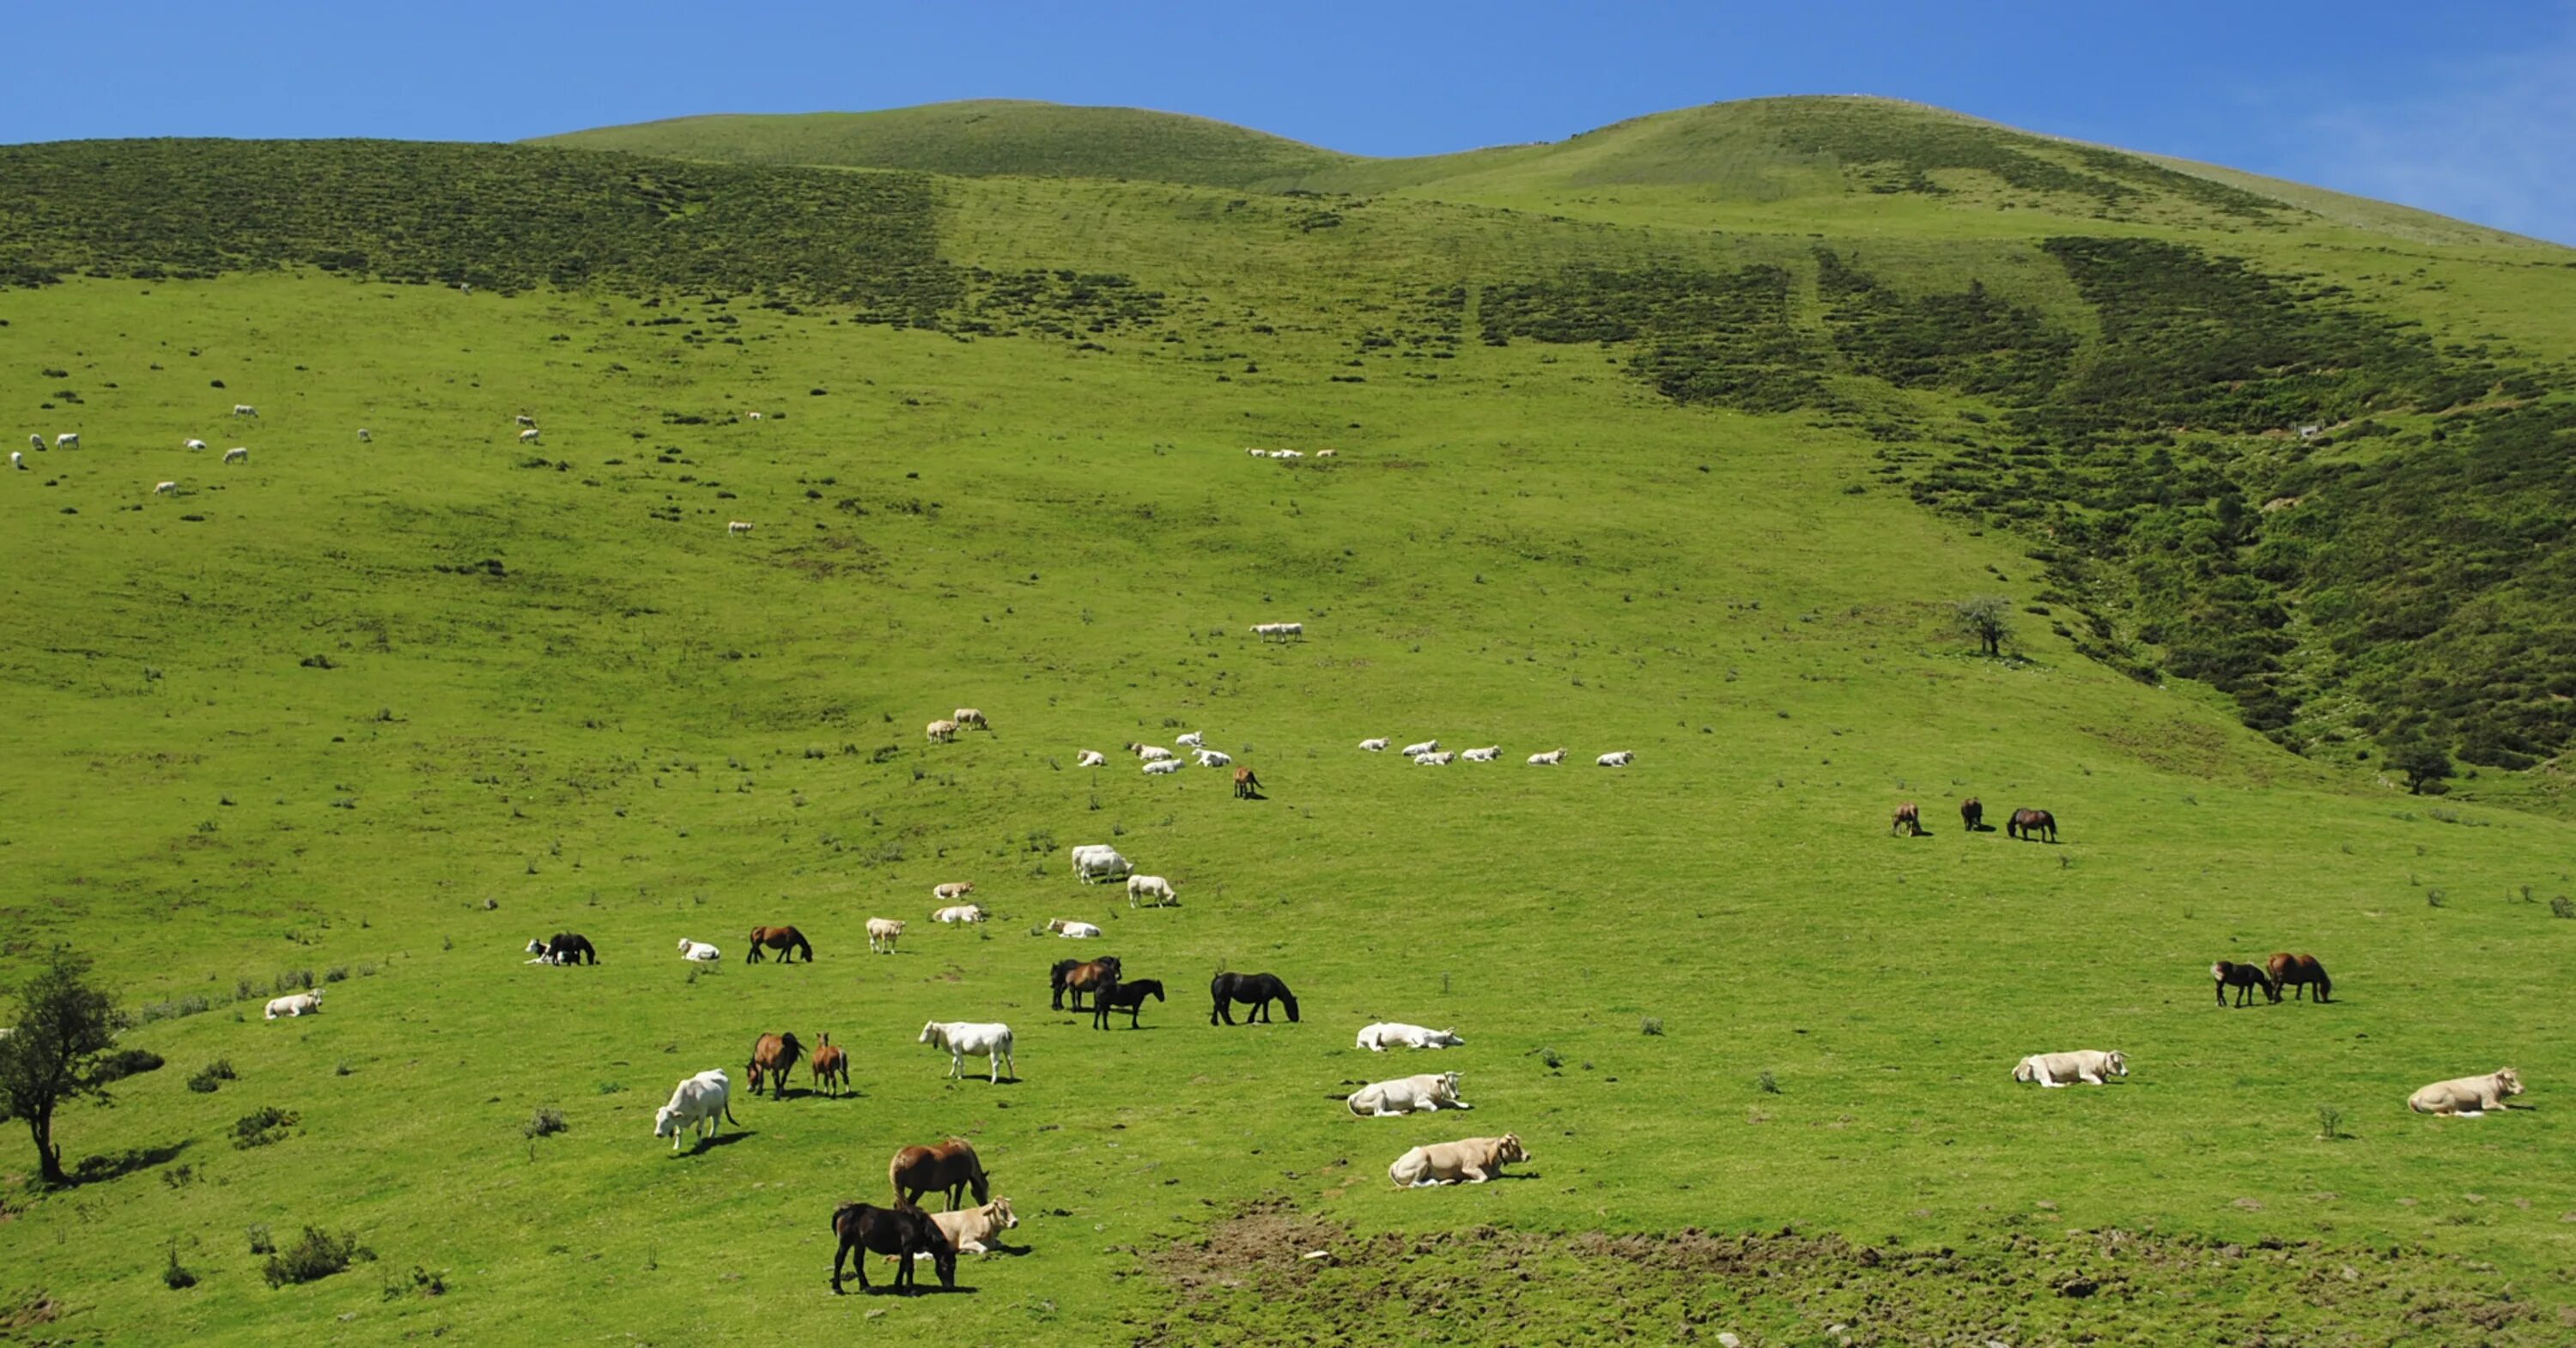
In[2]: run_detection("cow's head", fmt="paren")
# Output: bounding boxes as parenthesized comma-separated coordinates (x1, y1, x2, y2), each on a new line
(2013, 1057, 2038, 1083)
(1438, 1028, 1462, 1045)
(1494, 1133, 1528, 1163)
(529, 939, 548, 956)
(918, 1021, 945, 1047)
(988, 1197, 1018, 1230)
(653, 1105, 678, 1139)
(2104, 1051, 2128, 1078)
(1438, 1072, 1463, 1097)
(2496, 1067, 2524, 1096)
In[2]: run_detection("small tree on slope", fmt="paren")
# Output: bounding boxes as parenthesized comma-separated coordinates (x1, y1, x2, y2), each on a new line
(1952, 595, 2015, 658)
(0, 947, 125, 1186)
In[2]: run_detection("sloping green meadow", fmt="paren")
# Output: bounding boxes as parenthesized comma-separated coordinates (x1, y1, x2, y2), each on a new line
(2, 125, 2573, 1342)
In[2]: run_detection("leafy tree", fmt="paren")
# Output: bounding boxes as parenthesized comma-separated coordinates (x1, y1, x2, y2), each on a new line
(2385, 738, 2456, 796)
(0, 947, 126, 1186)
(1951, 595, 2016, 658)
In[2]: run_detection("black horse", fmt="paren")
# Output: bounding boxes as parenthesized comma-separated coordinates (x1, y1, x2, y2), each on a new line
(1093, 978, 1164, 1029)
(527, 932, 597, 965)
(1210, 971, 1298, 1025)
(2212, 960, 2276, 1007)
(829, 1202, 954, 1294)
(1959, 798, 1985, 833)
(1051, 956, 1121, 1011)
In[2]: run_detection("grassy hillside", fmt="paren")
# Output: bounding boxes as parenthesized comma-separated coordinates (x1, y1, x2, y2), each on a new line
(3, 123, 2576, 1345)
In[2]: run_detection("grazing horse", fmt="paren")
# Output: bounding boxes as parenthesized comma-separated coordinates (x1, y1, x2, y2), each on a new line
(1960, 798, 1984, 832)
(526, 932, 598, 965)
(747, 1031, 805, 1099)
(1210, 971, 1299, 1024)
(1233, 767, 1262, 799)
(1051, 956, 1121, 1011)
(1891, 802, 1923, 836)
(830, 1202, 955, 1294)
(746, 925, 814, 963)
(1093, 978, 1164, 1029)
(890, 1137, 991, 1211)
(811, 1033, 850, 1097)
(2007, 808, 2057, 842)
(2212, 961, 2276, 1007)
(2266, 952, 2332, 1003)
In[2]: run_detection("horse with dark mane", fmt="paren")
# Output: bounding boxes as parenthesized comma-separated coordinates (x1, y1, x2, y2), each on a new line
(1051, 956, 1121, 1011)
(746, 925, 814, 963)
(1959, 798, 1984, 832)
(2266, 952, 2332, 1003)
(890, 1137, 991, 1211)
(1210, 971, 1298, 1024)
(2212, 961, 2275, 1007)
(830, 1202, 954, 1294)
(811, 1033, 850, 1097)
(2007, 808, 2057, 842)
(748, 1030, 805, 1098)
(1233, 767, 1262, 799)
(1093, 978, 1164, 1029)
(1891, 802, 1923, 836)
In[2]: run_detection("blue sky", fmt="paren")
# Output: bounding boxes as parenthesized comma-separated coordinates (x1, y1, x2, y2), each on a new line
(4, 1, 2569, 243)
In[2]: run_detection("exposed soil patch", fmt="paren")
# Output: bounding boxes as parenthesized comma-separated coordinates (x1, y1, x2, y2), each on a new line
(1138, 1199, 2561, 1345)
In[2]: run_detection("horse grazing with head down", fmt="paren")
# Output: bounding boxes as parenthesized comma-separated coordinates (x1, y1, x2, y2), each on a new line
(2212, 961, 2276, 1007)
(1210, 971, 1298, 1024)
(1891, 802, 1923, 836)
(2266, 952, 2332, 1003)
(746, 925, 813, 963)
(2007, 808, 2057, 842)
(1093, 978, 1164, 1029)
(1051, 956, 1121, 1011)
(830, 1202, 954, 1294)
(890, 1137, 991, 1211)
(748, 1031, 805, 1098)
(1959, 798, 1984, 832)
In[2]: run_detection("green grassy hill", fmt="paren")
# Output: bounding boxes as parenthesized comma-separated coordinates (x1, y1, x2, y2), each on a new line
(3, 110, 2576, 1345)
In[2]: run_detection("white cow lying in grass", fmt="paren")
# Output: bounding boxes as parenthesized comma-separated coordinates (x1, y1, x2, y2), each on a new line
(1143, 758, 1183, 776)
(264, 988, 324, 1020)
(1127, 874, 1176, 908)
(932, 902, 987, 925)
(1346, 1072, 1471, 1116)
(2408, 1067, 2522, 1116)
(1358, 738, 1389, 752)
(653, 1068, 738, 1151)
(677, 938, 721, 962)
(1596, 750, 1634, 767)
(1175, 731, 1203, 749)
(2013, 1049, 2127, 1087)
(1129, 742, 1172, 762)
(183, 438, 207, 451)
(1414, 750, 1456, 766)
(1400, 739, 1439, 758)
(1527, 748, 1566, 765)
(1193, 748, 1231, 768)
(1076, 750, 1107, 767)
(1357, 1023, 1463, 1052)
(1048, 919, 1103, 938)
(1388, 1133, 1527, 1187)
(902, 1198, 1018, 1260)
(933, 882, 975, 902)
(920, 1020, 1015, 1083)
(1461, 745, 1500, 762)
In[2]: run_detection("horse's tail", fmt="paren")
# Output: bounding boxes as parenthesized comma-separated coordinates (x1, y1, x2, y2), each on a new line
(889, 1151, 909, 1208)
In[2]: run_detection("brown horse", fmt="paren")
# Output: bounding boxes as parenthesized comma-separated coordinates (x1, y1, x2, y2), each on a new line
(2212, 961, 2276, 1007)
(748, 1031, 805, 1098)
(2267, 952, 2332, 1003)
(890, 1137, 991, 1211)
(1233, 767, 1262, 799)
(746, 925, 813, 963)
(811, 1033, 850, 1097)
(1051, 956, 1121, 1011)
(2007, 808, 2057, 842)
(1960, 798, 1984, 832)
(1891, 802, 1923, 836)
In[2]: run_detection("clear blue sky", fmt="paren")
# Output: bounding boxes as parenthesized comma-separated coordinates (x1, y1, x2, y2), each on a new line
(6, 1, 2570, 243)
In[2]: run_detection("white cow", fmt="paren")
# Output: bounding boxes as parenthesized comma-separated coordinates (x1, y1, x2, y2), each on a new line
(726, 520, 754, 536)
(1193, 749, 1232, 768)
(264, 988, 325, 1020)
(153, 481, 177, 495)
(2409, 1068, 2523, 1116)
(926, 719, 959, 744)
(1346, 1072, 1472, 1116)
(653, 1069, 738, 1151)
(1415, 750, 1456, 766)
(1315, 448, 1337, 458)
(515, 415, 536, 428)
(920, 1021, 1015, 1083)
(55, 433, 78, 449)
(1527, 748, 1567, 765)
(1048, 919, 1103, 938)
(952, 708, 988, 731)
(1071, 847, 1130, 883)
(8, 451, 21, 470)
(1130, 743, 1172, 762)
(26, 434, 39, 452)
(1461, 746, 1500, 762)
(746, 411, 763, 422)
(1126, 874, 1176, 908)
(933, 882, 975, 902)
(1595, 750, 1634, 767)
(222, 446, 248, 464)
(519, 428, 542, 443)
(677, 938, 721, 962)
(356, 428, 371, 442)
(1143, 758, 1183, 776)
(1076, 750, 1107, 768)
(1358, 738, 1390, 752)
(1175, 731, 1204, 749)
(1400, 740, 1440, 758)
(907, 1198, 1018, 1260)
(1357, 1023, 1464, 1052)
(866, 918, 906, 954)
(2012, 1049, 2128, 1087)
(233, 404, 258, 417)
(932, 903, 987, 925)
(183, 438, 207, 451)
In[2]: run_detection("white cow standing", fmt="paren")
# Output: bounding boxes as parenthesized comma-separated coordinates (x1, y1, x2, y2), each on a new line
(55, 433, 78, 449)
(9, 451, 21, 471)
(1126, 875, 1176, 908)
(920, 1021, 1015, 1083)
(222, 447, 248, 464)
(1069, 846, 1130, 884)
(866, 918, 906, 954)
(653, 1069, 739, 1151)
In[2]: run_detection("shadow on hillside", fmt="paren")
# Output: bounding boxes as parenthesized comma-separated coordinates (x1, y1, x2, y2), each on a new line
(681, 1131, 757, 1155)
(71, 1140, 190, 1185)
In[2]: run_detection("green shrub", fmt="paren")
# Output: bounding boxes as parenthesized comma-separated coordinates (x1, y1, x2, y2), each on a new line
(261, 1227, 369, 1288)
(186, 1060, 236, 1093)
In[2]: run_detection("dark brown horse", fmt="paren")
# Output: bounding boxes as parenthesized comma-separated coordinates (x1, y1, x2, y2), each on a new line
(830, 1202, 954, 1294)
(1210, 971, 1298, 1024)
(746, 925, 813, 963)
(1960, 798, 1984, 832)
(1233, 767, 1262, 799)
(2212, 961, 2276, 1007)
(1051, 956, 1121, 1011)
(890, 1137, 990, 1211)
(748, 1031, 805, 1098)
(2266, 952, 2332, 1003)
(2007, 808, 2057, 842)
(1891, 802, 1923, 836)
(811, 1033, 850, 1097)
(1093, 978, 1164, 1029)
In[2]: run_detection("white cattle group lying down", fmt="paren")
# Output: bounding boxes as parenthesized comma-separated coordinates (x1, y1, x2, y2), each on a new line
(1358, 1023, 1465, 1052)
(1362, 738, 1619, 768)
